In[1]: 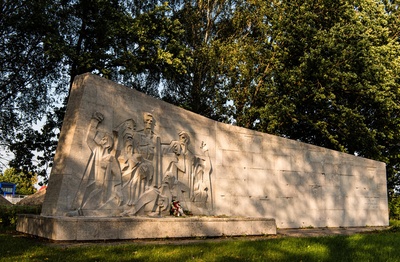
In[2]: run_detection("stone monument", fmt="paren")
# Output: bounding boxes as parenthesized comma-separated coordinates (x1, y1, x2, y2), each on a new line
(17, 73, 388, 240)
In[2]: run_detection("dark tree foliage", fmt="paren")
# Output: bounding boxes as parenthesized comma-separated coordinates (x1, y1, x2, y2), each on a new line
(2, 0, 400, 200)
(8, 106, 64, 183)
(217, 0, 400, 196)
(160, 0, 235, 121)
(0, 0, 66, 144)
(1, 0, 189, 178)
(0, 168, 37, 195)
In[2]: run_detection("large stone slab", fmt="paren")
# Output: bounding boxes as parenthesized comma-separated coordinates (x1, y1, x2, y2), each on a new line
(17, 215, 276, 241)
(17, 73, 388, 240)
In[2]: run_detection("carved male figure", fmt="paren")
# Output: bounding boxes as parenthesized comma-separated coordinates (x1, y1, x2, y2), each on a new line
(75, 112, 122, 211)
(115, 114, 155, 207)
(120, 112, 160, 215)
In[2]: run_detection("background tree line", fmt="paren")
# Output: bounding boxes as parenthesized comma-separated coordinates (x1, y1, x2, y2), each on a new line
(2, 0, 400, 206)
(0, 168, 37, 195)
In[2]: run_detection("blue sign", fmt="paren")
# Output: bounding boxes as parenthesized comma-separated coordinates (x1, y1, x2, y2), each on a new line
(0, 182, 16, 196)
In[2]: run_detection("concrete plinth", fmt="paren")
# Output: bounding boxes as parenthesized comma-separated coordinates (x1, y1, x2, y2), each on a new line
(17, 214, 276, 241)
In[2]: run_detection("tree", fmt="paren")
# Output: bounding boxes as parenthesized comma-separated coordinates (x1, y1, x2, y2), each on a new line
(7, 106, 64, 184)
(160, 0, 236, 121)
(0, 168, 37, 195)
(116, 2, 192, 96)
(220, 0, 400, 194)
(216, 0, 278, 126)
(3, 0, 400, 199)
(0, 0, 66, 146)
(1, 0, 190, 177)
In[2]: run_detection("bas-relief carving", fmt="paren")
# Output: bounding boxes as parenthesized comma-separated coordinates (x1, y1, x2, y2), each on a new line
(71, 112, 122, 213)
(68, 112, 213, 217)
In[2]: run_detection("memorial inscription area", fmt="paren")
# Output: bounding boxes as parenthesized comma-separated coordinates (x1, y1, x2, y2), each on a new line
(17, 73, 388, 241)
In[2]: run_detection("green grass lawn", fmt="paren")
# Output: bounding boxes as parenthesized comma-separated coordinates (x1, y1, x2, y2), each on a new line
(1, 224, 400, 262)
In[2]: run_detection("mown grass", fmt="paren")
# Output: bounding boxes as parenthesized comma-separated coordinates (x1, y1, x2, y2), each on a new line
(1, 223, 400, 262)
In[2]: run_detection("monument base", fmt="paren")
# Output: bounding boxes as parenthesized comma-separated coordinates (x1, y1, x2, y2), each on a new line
(16, 215, 276, 241)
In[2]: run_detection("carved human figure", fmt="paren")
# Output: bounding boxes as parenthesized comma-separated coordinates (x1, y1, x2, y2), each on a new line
(191, 142, 212, 208)
(136, 112, 156, 162)
(114, 119, 139, 205)
(162, 131, 200, 213)
(164, 131, 194, 189)
(164, 133, 213, 212)
(75, 112, 122, 211)
(120, 112, 157, 214)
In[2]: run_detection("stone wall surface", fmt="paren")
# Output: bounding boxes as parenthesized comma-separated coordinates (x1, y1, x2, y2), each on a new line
(40, 73, 388, 228)
(17, 215, 276, 241)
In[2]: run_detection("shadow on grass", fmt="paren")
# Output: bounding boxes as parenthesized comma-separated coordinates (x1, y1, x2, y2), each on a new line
(2, 229, 400, 261)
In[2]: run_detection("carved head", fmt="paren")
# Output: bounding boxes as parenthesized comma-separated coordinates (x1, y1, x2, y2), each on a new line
(143, 112, 155, 130)
(123, 132, 135, 154)
(115, 119, 136, 139)
(123, 119, 136, 130)
(178, 131, 190, 146)
(100, 133, 114, 149)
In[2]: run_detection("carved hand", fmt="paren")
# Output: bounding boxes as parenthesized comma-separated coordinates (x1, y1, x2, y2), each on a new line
(92, 112, 104, 122)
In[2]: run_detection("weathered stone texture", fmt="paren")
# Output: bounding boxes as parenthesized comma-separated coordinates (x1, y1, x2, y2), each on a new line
(34, 73, 388, 231)
(17, 215, 276, 240)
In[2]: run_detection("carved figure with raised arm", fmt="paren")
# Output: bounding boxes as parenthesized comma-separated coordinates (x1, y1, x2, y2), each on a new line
(71, 112, 122, 214)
